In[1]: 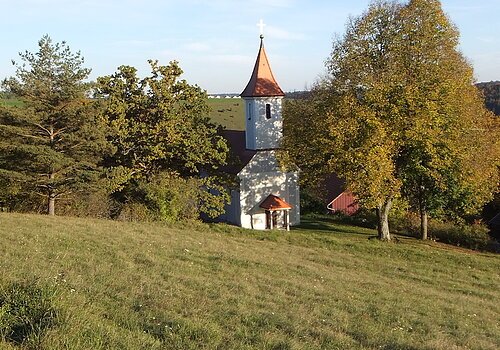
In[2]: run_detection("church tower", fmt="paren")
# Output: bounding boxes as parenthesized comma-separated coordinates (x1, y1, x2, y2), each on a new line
(241, 34, 285, 150)
(222, 24, 300, 230)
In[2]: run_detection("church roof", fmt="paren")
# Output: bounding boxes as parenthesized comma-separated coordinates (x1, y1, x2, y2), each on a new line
(221, 130, 256, 174)
(259, 194, 293, 210)
(241, 38, 285, 98)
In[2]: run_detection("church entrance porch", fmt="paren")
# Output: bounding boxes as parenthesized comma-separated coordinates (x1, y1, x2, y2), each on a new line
(264, 209, 291, 231)
(259, 194, 293, 231)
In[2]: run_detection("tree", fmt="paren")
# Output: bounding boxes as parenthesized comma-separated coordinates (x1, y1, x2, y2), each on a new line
(393, 0, 499, 238)
(283, 0, 500, 240)
(96, 60, 230, 219)
(290, 0, 405, 241)
(0, 35, 108, 215)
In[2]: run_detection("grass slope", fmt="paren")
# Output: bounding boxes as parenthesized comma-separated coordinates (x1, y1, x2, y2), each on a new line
(0, 97, 243, 130)
(0, 213, 499, 349)
(0, 98, 23, 108)
(207, 98, 244, 130)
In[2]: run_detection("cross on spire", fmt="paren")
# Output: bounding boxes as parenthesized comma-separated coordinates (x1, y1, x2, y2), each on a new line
(257, 19, 266, 38)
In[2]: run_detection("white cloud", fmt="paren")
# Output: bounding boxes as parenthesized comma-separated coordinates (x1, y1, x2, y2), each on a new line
(158, 49, 179, 59)
(184, 42, 211, 52)
(254, 0, 294, 8)
(476, 37, 497, 44)
(266, 26, 306, 40)
(111, 39, 159, 47)
(205, 54, 253, 65)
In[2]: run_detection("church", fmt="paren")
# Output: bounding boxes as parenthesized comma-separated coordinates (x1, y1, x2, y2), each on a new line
(221, 33, 300, 230)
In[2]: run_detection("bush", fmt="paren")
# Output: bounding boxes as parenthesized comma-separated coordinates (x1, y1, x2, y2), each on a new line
(58, 189, 115, 219)
(300, 190, 327, 215)
(390, 211, 421, 238)
(138, 174, 201, 223)
(0, 176, 46, 213)
(429, 222, 492, 251)
(0, 281, 57, 347)
(116, 202, 154, 222)
(114, 172, 230, 223)
(326, 209, 378, 229)
(389, 211, 493, 250)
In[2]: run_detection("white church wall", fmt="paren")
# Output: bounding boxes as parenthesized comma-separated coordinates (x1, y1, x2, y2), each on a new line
(239, 172, 300, 229)
(238, 151, 299, 228)
(243, 97, 283, 150)
(239, 171, 285, 230)
(239, 150, 279, 175)
(238, 169, 300, 229)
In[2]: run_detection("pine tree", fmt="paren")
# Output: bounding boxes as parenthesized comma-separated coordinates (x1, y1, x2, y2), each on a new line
(0, 35, 108, 215)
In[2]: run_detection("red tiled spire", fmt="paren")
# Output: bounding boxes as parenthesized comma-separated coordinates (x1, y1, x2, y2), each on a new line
(241, 38, 285, 98)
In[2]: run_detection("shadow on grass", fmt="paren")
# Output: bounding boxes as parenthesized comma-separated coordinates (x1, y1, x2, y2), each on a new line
(296, 216, 377, 238)
(298, 216, 500, 254)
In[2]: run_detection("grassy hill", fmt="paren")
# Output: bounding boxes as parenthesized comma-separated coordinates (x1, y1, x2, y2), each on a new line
(0, 213, 498, 349)
(0, 96, 245, 130)
(0, 97, 23, 108)
(207, 98, 245, 130)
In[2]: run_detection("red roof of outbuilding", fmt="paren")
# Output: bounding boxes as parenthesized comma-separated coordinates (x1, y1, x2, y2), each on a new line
(241, 38, 285, 98)
(259, 194, 292, 210)
(327, 191, 359, 216)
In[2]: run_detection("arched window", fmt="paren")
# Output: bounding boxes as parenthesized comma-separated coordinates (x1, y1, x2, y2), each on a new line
(265, 103, 271, 119)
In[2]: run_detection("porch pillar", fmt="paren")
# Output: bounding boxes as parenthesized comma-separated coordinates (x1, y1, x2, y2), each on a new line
(269, 210, 274, 229)
(285, 209, 290, 231)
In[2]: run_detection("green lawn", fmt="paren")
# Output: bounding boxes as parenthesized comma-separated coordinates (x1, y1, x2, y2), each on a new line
(0, 96, 244, 130)
(0, 213, 498, 349)
(0, 97, 23, 107)
(207, 98, 245, 130)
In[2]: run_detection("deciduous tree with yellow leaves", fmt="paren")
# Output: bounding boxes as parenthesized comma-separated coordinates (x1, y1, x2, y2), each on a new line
(283, 0, 499, 240)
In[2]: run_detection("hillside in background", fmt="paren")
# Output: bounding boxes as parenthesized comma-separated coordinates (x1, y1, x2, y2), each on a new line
(0, 92, 23, 107)
(0, 213, 498, 349)
(207, 98, 244, 130)
(476, 81, 500, 115)
(2, 84, 495, 133)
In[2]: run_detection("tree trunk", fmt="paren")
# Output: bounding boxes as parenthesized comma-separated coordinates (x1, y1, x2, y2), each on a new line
(418, 187, 428, 240)
(48, 194, 55, 216)
(47, 172, 55, 216)
(376, 198, 392, 241)
(420, 209, 428, 240)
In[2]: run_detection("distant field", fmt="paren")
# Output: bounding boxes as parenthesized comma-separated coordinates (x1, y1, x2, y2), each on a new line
(207, 98, 245, 130)
(0, 212, 498, 349)
(0, 96, 245, 130)
(0, 97, 23, 107)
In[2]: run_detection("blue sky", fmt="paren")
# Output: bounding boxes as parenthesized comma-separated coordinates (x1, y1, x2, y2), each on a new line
(1, 0, 499, 93)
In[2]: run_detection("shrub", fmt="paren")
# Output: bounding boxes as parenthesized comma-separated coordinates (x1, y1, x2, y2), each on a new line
(429, 222, 492, 251)
(138, 174, 200, 223)
(0, 281, 57, 347)
(326, 209, 378, 229)
(390, 211, 421, 238)
(117, 172, 230, 223)
(300, 190, 327, 215)
(116, 202, 153, 222)
(58, 189, 115, 219)
(0, 176, 46, 214)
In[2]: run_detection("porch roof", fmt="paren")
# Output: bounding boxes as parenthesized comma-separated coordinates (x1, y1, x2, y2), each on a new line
(259, 194, 292, 210)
